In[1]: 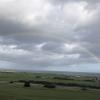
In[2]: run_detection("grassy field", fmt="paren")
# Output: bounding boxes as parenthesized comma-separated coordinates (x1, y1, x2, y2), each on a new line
(0, 72, 99, 86)
(0, 72, 100, 100)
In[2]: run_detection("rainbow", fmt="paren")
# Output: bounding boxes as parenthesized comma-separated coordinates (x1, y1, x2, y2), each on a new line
(79, 46, 100, 63)
(46, 34, 100, 63)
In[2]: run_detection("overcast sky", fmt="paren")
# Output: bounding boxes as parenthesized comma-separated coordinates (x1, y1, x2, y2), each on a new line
(0, 0, 100, 73)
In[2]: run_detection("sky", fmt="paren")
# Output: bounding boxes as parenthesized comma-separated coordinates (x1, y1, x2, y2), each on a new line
(0, 0, 100, 73)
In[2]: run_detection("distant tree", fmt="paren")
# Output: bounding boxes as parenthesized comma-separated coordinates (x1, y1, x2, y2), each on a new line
(44, 84, 56, 88)
(9, 81, 14, 84)
(36, 76, 41, 79)
(24, 81, 31, 87)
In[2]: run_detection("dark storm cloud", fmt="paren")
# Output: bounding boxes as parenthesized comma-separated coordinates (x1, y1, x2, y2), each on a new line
(0, 18, 29, 35)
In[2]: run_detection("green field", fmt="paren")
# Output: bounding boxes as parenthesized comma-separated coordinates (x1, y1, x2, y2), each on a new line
(0, 72, 100, 100)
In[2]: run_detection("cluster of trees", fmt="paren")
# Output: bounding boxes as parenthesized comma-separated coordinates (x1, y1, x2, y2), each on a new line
(13, 80, 100, 89)
(53, 77, 74, 80)
(53, 77, 95, 82)
(44, 84, 56, 88)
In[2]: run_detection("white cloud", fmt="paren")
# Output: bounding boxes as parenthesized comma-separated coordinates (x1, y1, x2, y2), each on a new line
(64, 43, 79, 52)
(63, 1, 96, 28)
(0, 0, 53, 26)
(0, 44, 31, 56)
(35, 42, 46, 51)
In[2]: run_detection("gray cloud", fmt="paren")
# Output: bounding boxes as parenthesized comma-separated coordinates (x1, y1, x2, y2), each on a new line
(0, 0, 100, 72)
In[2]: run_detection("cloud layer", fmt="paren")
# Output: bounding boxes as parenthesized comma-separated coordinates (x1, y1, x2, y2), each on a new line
(0, 0, 100, 72)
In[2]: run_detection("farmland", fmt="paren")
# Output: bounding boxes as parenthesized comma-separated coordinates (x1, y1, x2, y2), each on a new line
(0, 72, 100, 100)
